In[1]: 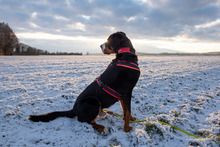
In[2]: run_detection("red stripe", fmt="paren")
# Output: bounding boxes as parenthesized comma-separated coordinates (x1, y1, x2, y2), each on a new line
(106, 85, 119, 94)
(97, 78, 119, 94)
(96, 78, 101, 86)
(118, 60, 138, 66)
(118, 48, 130, 54)
(117, 64, 140, 71)
(103, 88, 120, 100)
(129, 62, 138, 66)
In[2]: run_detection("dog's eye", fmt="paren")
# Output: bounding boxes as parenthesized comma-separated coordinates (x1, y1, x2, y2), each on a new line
(105, 43, 111, 49)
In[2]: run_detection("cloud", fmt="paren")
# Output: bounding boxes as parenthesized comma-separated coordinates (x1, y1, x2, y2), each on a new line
(29, 22, 40, 28)
(31, 12, 37, 19)
(0, 0, 220, 53)
(195, 19, 220, 29)
(67, 22, 86, 31)
(54, 15, 69, 21)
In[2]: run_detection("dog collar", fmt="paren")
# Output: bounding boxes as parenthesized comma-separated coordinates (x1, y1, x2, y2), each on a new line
(117, 48, 135, 54)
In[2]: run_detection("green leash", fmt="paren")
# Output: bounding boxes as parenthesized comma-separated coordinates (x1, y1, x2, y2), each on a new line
(103, 110, 220, 145)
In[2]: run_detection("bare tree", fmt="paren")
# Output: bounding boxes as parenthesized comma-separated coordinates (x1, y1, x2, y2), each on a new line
(0, 22, 18, 55)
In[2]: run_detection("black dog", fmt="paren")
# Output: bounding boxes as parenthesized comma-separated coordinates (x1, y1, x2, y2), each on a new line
(28, 32, 140, 133)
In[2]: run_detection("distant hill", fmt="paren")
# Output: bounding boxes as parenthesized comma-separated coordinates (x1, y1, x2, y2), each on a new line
(13, 43, 82, 55)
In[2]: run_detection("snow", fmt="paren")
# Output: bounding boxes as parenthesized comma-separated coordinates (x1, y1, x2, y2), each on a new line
(0, 55, 220, 147)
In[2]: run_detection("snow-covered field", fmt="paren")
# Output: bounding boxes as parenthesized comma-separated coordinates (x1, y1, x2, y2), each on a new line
(0, 55, 219, 147)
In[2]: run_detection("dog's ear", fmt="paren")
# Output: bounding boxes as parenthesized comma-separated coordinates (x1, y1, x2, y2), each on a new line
(107, 32, 127, 51)
(117, 32, 127, 42)
(118, 32, 126, 42)
(107, 33, 117, 50)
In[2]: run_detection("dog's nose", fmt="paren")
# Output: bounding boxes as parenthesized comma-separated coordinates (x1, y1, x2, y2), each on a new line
(100, 43, 106, 53)
(100, 43, 105, 49)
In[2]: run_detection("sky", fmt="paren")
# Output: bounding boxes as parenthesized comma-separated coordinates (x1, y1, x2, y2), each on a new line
(1, 0, 220, 54)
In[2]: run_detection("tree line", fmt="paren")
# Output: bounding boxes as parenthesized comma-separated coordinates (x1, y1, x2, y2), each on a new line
(0, 22, 82, 56)
(14, 43, 82, 55)
(0, 22, 18, 55)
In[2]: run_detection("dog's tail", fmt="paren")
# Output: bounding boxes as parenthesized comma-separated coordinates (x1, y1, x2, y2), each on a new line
(28, 109, 76, 122)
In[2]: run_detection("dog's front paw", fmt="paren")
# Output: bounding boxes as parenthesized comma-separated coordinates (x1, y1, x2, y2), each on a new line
(124, 126, 132, 132)
(97, 125, 105, 133)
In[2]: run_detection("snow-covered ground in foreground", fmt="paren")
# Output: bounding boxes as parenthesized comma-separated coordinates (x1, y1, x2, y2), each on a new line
(0, 55, 219, 147)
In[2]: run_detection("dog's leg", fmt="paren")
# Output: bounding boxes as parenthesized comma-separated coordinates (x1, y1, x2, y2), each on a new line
(120, 99, 132, 132)
(90, 120, 105, 133)
(128, 96, 136, 121)
(120, 99, 136, 121)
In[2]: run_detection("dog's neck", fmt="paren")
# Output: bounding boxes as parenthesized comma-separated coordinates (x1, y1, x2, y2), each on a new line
(113, 47, 138, 64)
(116, 48, 136, 54)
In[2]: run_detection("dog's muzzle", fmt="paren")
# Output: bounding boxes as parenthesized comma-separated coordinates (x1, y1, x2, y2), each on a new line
(100, 43, 106, 54)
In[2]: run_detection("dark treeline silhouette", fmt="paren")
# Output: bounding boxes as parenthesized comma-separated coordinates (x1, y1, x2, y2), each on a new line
(13, 43, 82, 55)
(0, 22, 18, 55)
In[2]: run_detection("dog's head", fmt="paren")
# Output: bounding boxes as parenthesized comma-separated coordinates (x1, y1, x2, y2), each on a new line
(100, 31, 134, 55)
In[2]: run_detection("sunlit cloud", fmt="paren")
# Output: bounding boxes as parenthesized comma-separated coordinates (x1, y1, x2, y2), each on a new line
(55, 15, 69, 21)
(17, 30, 220, 53)
(29, 22, 40, 28)
(66, 22, 86, 31)
(16, 31, 220, 53)
(81, 15, 91, 20)
(195, 19, 220, 29)
(138, 0, 167, 8)
(127, 16, 136, 22)
(133, 36, 220, 53)
(17, 32, 104, 42)
(31, 12, 37, 19)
